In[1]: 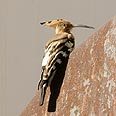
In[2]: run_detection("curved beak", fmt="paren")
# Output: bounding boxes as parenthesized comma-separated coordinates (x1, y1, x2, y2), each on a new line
(73, 24, 95, 29)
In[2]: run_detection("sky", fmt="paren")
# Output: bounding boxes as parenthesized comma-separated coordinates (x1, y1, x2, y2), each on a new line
(0, 0, 116, 116)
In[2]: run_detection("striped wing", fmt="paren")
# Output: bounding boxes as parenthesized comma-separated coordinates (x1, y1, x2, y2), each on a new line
(38, 34, 74, 105)
(42, 38, 74, 84)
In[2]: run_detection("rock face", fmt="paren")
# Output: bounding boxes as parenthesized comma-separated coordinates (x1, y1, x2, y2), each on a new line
(21, 17, 116, 116)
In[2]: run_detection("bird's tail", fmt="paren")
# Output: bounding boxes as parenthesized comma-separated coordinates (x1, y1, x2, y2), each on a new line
(38, 80, 48, 106)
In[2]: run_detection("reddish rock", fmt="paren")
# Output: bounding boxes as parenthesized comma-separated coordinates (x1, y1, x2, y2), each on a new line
(21, 17, 116, 116)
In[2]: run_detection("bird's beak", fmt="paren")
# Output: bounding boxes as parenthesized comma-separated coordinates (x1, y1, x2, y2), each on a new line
(73, 24, 95, 29)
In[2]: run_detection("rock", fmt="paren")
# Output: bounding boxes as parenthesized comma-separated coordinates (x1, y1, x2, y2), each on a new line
(21, 17, 116, 116)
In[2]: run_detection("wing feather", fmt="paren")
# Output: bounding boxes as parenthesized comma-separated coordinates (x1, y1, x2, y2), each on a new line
(38, 33, 74, 105)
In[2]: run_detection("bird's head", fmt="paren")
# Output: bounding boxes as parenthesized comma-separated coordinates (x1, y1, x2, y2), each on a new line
(40, 19, 94, 34)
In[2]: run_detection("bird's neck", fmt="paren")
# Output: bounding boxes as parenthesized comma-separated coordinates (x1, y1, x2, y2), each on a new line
(55, 27, 70, 34)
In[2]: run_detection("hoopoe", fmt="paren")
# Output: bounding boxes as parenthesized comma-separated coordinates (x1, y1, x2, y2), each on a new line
(38, 19, 94, 106)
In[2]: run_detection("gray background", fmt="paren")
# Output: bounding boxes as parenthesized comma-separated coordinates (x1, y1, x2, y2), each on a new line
(0, 0, 116, 116)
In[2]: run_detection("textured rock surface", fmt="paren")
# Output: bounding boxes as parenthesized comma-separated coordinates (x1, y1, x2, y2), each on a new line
(21, 17, 116, 116)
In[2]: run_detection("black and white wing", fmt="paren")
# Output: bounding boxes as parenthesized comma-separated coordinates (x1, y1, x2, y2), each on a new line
(38, 34, 74, 106)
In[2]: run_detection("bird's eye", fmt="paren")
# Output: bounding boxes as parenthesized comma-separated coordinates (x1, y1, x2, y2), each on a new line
(58, 22, 66, 29)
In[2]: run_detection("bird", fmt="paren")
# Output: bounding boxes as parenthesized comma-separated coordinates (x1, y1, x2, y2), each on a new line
(38, 19, 94, 106)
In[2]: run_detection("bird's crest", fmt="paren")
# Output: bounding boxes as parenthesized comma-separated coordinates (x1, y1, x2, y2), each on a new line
(40, 19, 94, 34)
